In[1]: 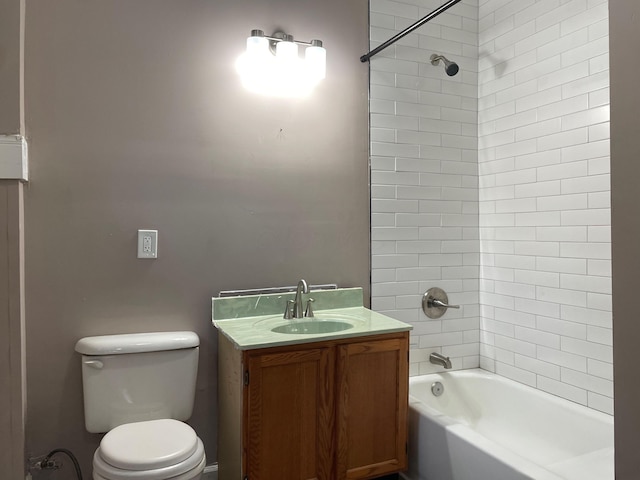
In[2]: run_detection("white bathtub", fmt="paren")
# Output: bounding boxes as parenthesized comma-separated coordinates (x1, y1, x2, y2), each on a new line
(403, 369, 613, 480)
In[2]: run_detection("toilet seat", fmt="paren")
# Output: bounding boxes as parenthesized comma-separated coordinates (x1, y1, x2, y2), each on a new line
(93, 419, 206, 480)
(93, 454, 205, 480)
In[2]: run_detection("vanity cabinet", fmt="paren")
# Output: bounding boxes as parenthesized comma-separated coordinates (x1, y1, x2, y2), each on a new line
(245, 346, 335, 479)
(218, 331, 409, 480)
(336, 337, 409, 479)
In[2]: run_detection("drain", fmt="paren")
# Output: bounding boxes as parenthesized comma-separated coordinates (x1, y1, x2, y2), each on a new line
(431, 381, 444, 397)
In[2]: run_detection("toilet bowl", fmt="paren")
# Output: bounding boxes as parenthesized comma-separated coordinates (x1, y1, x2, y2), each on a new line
(92, 419, 206, 480)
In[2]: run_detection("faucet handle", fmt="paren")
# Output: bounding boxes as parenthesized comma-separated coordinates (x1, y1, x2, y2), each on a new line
(283, 299, 295, 319)
(305, 298, 315, 318)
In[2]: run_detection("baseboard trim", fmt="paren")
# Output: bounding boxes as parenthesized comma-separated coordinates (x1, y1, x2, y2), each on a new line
(202, 463, 218, 480)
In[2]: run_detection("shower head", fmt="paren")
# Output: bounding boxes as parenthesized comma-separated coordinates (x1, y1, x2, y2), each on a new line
(430, 54, 459, 76)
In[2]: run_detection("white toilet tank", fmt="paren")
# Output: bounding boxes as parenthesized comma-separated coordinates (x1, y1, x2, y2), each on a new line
(75, 331, 200, 433)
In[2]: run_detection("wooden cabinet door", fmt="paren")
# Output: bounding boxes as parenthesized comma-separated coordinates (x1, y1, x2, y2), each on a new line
(245, 347, 335, 480)
(336, 335, 409, 480)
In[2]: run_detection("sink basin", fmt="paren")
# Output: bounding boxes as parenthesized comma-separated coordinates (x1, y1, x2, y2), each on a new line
(271, 320, 354, 335)
(252, 311, 368, 336)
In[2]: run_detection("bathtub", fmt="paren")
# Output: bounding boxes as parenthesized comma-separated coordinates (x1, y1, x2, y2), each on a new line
(403, 369, 613, 480)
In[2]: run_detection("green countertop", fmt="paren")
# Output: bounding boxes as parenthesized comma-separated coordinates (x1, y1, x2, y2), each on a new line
(213, 306, 412, 350)
(212, 287, 412, 350)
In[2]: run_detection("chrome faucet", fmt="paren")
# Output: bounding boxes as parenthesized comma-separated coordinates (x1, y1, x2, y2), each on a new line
(429, 352, 452, 369)
(292, 279, 309, 319)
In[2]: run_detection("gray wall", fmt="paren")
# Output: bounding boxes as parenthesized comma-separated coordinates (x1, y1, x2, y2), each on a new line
(610, 2, 640, 478)
(23, 0, 369, 473)
(0, 1, 26, 478)
(0, 0, 22, 134)
(0, 181, 26, 480)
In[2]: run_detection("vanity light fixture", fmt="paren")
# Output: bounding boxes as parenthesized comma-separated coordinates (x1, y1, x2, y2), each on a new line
(236, 29, 326, 97)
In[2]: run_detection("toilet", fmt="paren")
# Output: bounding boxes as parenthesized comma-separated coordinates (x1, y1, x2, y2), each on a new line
(75, 331, 206, 480)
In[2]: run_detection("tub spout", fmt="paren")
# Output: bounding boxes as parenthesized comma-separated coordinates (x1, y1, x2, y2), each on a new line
(430, 352, 452, 369)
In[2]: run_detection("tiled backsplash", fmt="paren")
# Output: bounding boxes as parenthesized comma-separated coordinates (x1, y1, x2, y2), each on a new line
(478, 0, 611, 414)
(212, 287, 363, 320)
(370, 0, 612, 414)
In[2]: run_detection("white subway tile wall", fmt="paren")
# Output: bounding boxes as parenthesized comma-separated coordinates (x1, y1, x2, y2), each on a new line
(478, 0, 611, 414)
(370, 0, 611, 415)
(370, 0, 481, 377)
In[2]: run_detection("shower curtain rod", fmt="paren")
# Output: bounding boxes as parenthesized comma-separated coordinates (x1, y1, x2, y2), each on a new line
(360, 0, 463, 63)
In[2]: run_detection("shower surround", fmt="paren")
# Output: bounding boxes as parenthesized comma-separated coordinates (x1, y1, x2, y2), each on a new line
(370, 0, 612, 414)
(370, 0, 481, 374)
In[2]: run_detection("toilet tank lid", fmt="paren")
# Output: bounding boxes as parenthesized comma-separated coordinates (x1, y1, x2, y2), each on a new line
(75, 331, 199, 355)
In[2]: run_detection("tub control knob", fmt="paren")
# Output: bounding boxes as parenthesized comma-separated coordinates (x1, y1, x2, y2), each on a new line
(422, 287, 460, 319)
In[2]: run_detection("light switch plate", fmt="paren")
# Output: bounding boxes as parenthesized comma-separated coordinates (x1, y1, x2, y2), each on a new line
(137, 229, 158, 258)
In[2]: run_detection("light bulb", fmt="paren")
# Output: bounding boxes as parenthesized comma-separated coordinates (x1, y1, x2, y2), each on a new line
(237, 30, 324, 98)
(276, 38, 299, 64)
(246, 36, 269, 58)
(305, 41, 326, 83)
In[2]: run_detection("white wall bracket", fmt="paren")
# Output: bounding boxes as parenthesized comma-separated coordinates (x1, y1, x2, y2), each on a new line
(0, 135, 28, 182)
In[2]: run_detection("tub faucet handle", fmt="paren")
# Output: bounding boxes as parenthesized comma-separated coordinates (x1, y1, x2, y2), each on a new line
(430, 298, 460, 309)
(423, 287, 460, 319)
